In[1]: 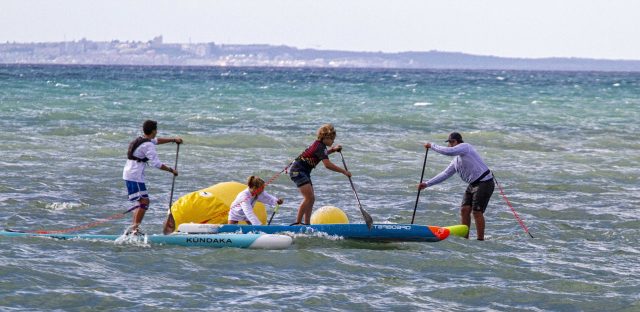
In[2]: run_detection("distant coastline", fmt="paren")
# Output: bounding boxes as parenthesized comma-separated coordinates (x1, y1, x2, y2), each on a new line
(2, 36, 640, 72)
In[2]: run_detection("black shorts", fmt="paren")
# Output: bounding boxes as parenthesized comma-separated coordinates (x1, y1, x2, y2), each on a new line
(289, 163, 312, 188)
(462, 179, 495, 213)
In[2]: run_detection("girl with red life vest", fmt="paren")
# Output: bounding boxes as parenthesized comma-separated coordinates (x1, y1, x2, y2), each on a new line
(289, 124, 351, 225)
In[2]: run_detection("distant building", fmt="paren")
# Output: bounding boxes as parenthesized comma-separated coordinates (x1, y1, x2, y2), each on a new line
(1, 37, 640, 71)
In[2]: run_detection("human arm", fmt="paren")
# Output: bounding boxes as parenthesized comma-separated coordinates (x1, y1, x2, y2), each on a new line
(327, 144, 342, 154)
(419, 160, 457, 189)
(429, 143, 469, 156)
(240, 199, 262, 225)
(159, 164, 178, 176)
(258, 191, 283, 207)
(142, 142, 178, 176)
(322, 158, 352, 177)
(157, 137, 183, 145)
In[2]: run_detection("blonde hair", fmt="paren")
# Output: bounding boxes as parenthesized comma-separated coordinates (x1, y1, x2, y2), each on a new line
(247, 175, 265, 192)
(316, 123, 337, 140)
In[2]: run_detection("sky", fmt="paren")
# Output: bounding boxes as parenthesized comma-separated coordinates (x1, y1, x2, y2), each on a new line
(2, 0, 639, 60)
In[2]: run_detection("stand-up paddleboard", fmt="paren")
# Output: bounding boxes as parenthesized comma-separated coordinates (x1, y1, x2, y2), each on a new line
(177, 223, 455, 242)
(0, 229, 292, 249)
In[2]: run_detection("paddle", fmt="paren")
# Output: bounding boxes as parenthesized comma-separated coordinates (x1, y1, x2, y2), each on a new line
(411, 148, 429, 224)
(338, 151, 374, 229)
(168, 143, 180, 209)
(267, 204, 280, 225)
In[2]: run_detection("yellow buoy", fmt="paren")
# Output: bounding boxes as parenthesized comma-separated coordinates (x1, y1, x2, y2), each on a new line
(170, 181, 267, 228)
(310, 206, 349, 224)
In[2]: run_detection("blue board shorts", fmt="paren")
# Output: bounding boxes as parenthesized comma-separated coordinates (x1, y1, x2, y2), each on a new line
(125, 180, 149, 201)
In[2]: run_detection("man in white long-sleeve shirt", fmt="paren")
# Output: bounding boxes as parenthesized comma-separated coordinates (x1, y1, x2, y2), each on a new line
(123, 120, 182, 234)
(418, 132, 494, 240)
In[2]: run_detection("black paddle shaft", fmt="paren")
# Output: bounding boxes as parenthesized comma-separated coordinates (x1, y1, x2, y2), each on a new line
(168, 143, 180, 209)
(411, 148, 429, 224)
(267, 205, 280, 225)
(339, 152, 374, 229)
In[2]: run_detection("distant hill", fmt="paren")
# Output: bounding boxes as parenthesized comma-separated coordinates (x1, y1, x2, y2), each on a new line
(2, 37, 639, 72)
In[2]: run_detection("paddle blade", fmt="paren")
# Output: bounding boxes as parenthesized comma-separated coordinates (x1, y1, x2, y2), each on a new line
(445, 224, 469, 238)
(361, 208, 373, 230)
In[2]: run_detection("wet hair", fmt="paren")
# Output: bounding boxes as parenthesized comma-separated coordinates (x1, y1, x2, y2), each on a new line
(142, 120, 157, 135)
(316, 123, 337, 140)
(247, 175, 266, 192)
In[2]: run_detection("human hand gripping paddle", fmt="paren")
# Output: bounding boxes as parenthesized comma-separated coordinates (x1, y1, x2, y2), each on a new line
(411, 148, 429, 224)
(338, 151, 374, 229)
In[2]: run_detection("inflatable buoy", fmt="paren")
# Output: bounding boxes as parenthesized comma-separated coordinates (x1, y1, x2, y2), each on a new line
(170, 182, 267, 228)
(310, 206, 349, 224)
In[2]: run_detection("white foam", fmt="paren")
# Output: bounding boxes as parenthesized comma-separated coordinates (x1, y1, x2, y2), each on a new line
(45, 202, 83, 211)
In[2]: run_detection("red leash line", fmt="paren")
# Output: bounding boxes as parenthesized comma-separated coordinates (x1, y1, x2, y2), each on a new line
(494, 176, 534, 238)
(33, 210, 133, 234)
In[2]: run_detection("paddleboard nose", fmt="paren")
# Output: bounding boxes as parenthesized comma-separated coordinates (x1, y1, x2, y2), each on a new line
(428, 226, 450, 241)
(444, 225, 469, 238)
(249, 234, 293, 249)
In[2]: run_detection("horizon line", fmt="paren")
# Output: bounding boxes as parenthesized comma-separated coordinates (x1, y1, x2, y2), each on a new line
(3, 37, 639, 62)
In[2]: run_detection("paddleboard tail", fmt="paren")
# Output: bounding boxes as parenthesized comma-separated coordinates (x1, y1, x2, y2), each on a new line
(444, 225, 469, 238)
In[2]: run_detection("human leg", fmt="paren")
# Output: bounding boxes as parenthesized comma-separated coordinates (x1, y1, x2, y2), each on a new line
(131, 197, 149, 231)
(461, 185, 474, 239)
(125, 180, 149, 233)
(460, 204, 472, 239)
(471, 179, 494, 241)
(473, 211, 485, 240)
(295, 183, 315, 224)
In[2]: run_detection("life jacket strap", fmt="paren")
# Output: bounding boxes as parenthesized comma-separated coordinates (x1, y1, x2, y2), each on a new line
(127, 136, 151, 162)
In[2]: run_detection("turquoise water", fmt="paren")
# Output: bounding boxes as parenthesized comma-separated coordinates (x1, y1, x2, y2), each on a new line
(1, 65, 639, 311)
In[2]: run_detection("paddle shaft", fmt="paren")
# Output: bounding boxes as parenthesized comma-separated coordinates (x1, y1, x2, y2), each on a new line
(411, 149, 429, 224)
(168, 143, 180, 209)
(267, 204, 280, 225)
(339, 152, 374, 229)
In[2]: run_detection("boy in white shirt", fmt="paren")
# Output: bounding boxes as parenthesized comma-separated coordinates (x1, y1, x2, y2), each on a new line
(123, 120, 182, 234)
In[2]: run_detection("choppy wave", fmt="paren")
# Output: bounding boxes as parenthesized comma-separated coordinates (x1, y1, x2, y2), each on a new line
(1, 65, 639, 311)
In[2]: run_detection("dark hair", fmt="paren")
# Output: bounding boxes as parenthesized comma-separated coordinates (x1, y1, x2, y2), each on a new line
(142, 120, 157, 135)
(445, 132, 464, 143)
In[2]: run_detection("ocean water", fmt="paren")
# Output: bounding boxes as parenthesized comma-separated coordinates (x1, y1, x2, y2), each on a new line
(0, 64, 639, 311)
